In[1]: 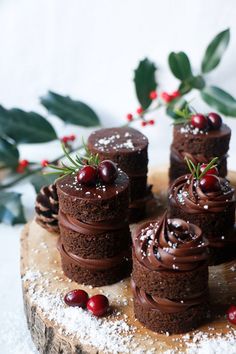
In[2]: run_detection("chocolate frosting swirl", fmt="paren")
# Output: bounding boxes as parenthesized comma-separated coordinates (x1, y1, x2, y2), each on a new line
(59, 211, 129, 235)
(170, 174, 235, 214)
(133, 213, 208, 271)
(131, 279, 207, 313)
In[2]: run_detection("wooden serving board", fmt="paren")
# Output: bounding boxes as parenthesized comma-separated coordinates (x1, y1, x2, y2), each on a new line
(21, 168, 236, 354)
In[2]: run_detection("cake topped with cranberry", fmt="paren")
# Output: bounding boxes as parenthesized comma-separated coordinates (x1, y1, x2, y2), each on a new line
(169, 108, 231, 182)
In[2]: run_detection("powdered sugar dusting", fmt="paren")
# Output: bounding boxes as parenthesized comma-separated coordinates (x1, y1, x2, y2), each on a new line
(93, 131, 144, 152)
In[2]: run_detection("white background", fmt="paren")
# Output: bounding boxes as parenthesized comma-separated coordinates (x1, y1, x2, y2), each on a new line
(0, 0, 236, 352)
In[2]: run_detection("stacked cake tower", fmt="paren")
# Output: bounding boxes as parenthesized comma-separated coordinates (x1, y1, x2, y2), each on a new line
(168, 158, 236, 264)
(169, 112, 231, 183)
(55, 149, 131, 286)
(131, 212, 209, 334)
(88, 127, 151, 222)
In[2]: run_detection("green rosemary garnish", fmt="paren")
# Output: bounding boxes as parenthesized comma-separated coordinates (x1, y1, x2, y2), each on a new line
(184, 156, 219, 180)
(45, 142, 100, 178)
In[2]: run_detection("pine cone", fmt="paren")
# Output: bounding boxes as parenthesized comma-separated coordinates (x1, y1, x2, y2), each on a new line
(35, 184, 59, 234)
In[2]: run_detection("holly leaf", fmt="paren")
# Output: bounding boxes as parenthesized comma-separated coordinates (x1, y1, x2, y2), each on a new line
(41, 91, 100, 127)
(134, 58, 157, 110)
(201, 29, 230, 74)
(168, 52, 192, 81)
(31, 173, 56, 193)
(0, 106, 57, 144)
(201, 86, 236, 116)
(0, 191, 26, 225)
(0, 138, 19, 168)
(188, 75, 205, 90)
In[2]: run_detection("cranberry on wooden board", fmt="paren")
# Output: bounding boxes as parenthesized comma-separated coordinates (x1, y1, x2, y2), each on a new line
(87, 294, 109, 317)
(98, 160, 118, 184)
(199, 174, 221, 193)
(64, 289, 89, 308)
(77, 165, 97, 185)
(227, 305, 236, 325)
(200, 163, 219, 176)
(207, 112, 222, 130)
(190, 114, 209, 130)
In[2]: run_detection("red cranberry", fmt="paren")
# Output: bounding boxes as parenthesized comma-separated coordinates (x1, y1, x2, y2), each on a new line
(227, 305, 236, 325)
(77, 165, 97, 185)
(98, 160, 118, 184)
(64, 289, 89, 308)
(87, 294, 109, 317)
(190, 114, 209, 131)
(200, 163, 219, 176)
(200, 174, 221, 193)
(207, 112, 222, 130)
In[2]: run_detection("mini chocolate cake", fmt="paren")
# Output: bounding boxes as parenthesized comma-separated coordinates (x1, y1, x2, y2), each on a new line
(87, 127, 151, 222)
(169, 114, 231, 183)
(57, 170, 131, 286)
(168, 173, 235, 264)
(132, 213, 209, 334)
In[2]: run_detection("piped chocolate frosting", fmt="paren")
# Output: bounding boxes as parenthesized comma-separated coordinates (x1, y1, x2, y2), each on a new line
(133, 213, 208, 271)
(170, 174, 235, 214)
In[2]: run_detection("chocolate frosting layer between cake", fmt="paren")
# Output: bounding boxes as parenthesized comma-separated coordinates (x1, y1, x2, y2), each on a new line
(131, 279, 207, 313)
(133, 214, 208, 272)
(170, 174, 235, 214)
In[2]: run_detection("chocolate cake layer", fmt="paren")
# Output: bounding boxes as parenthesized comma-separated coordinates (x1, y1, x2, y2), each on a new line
(132, 253, 208, 300)
(58, 239, 131, 286)
(87, 127, 148, 175)
(172, 123, 231, 156)
(59, 211, 131, 258)
(56, 170, 129, 223)
(169, 149, 227, 183)
(132, 284, 208, 334)
(129, 175, 148, 201)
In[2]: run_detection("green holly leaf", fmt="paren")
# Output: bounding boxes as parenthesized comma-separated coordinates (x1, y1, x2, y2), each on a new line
(0, 106, 57, 144)
(0, 138, 19, 168)
(201, 29, 230, 74)
(31, 173, 56, 194)
(168, 52, 192, 81)
(134, 58, 157, 110)
(188, 75, 205, 90)
(201, 86, 236, 116)
(0, 191, 26, 225)
(41, 91, 100, 127)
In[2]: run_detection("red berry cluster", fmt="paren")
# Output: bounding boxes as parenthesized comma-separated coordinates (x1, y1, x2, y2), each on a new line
(61, 134, 76, 144)
(227, 305, 236, 325)
(161, 90, 180, 103)
(77, 160, 118, 186)
(64, 289, 109, 317)
(16, 159, 29, 173)
(190, 112, 222, 131)
(199, 163, 220, 193)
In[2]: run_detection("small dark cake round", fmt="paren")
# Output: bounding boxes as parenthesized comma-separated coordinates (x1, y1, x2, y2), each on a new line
(87, 127, 151, 222)
(168, 174, 236, 264)
(169, 123, 231, 182)
(56, 170, 129, 223)
(131, 214, 209, 334)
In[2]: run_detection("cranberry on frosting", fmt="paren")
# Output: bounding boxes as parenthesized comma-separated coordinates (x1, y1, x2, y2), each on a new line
(133, 213, 208, 272)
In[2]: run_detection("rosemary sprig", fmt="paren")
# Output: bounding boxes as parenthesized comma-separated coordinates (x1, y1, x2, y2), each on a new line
(46, 142, 100, 178)
(184, 156, 219, 180)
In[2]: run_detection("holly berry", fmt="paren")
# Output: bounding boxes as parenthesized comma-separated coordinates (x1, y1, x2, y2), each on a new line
(207, 112, 222, 130)
(64, 289, 89, 308)
(77, 165, 97, 185)
(20, 159, 29, 168)
(69, 134, 76, 141)
(149, 91, 158, 100)
(227, 305, 236, 325)
(200, 163, 219, 176)
(126, 113, 133, 122)
(141, 121, 147, 127)
(41, 160, 49, 167)
(200, 174, 221, 193)
(87, 294, 109, 317)
(190, 114, 209, 131)
(137, 107, 143, 115)
(149, 119, 155, 125)
(161, 92, 172, 103)
(98, 160, 118, 184)
(171, 90, 180, 99)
